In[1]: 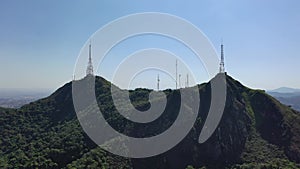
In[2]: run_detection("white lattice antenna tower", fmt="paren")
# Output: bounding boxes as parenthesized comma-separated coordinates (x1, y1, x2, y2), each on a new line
(219, 43, 225, 73)
(179, 74, 181, 89)
(175, 59, 178, 89)
(186, 74, 189, 88)
(86, 40, 94, 76)
(157, 74, 160, 91)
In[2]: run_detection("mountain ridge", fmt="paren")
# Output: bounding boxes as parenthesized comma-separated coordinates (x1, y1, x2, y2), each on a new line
(0, 74, 299, 168)
(268, 87, 300, 93)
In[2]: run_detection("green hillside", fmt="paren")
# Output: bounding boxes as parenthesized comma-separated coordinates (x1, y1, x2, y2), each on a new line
(0, 74, 299, 169)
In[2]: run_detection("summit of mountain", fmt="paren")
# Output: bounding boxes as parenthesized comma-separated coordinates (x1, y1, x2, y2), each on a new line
(0, 74, 299, 168)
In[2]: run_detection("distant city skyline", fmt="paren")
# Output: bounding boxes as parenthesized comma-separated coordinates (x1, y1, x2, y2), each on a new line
(0, 0, 299, 91)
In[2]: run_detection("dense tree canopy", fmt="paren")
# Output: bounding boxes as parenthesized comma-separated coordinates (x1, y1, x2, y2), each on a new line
(0, 75, 299, 168)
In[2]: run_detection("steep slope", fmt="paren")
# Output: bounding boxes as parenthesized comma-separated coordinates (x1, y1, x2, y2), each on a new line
(0, 77, 131, 168)
(132, 75, 300, 168)
(0, 75, 299, 168)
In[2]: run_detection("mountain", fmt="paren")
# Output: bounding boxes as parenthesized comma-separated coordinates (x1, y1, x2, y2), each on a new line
(268, 92, 300, 98)
(0, 74, 300, 169)
(267, 88, 300, 112)
(269, 87, 300, 94)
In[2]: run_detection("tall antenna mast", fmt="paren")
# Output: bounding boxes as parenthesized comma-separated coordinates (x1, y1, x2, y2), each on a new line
(179, 74, 181, 89)
(175, 59, 178, 89)
(86, 40, 94, 76)
(186, 74, 189, 88)
(157, 74, 160, 91)
(219, 42, 225, 73)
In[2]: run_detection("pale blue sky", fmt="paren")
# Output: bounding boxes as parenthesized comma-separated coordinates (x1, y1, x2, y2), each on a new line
(0, 0, 299, 91)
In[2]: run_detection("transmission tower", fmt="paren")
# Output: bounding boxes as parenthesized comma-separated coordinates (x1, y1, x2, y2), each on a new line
(179, 74, 181, 89)
(86, 41, 94, 76)
(157, 74, 160, 91)
(219, 43, 225, 73)
(175, 59, 178, 89)
(186, 74, 189, 88)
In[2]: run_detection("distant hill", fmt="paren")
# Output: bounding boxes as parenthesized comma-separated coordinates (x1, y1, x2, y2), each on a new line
(269, 87, 300, 94)
(267, 92, 300, 98)
(267, 88, 300, 112)
(0, 75, 299, 169)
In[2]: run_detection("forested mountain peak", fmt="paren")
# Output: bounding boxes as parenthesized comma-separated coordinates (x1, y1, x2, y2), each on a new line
(0, 74, 299, 168)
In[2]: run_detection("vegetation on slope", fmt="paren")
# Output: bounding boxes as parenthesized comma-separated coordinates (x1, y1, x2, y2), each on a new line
(0, 75, 299, 168)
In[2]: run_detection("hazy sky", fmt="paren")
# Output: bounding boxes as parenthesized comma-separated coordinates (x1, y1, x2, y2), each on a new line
(0, 0, 299, 91)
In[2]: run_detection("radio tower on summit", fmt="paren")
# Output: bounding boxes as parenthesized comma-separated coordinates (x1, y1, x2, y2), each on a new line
(219, 43, 225, 73)
(86, 41, 94, 76)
